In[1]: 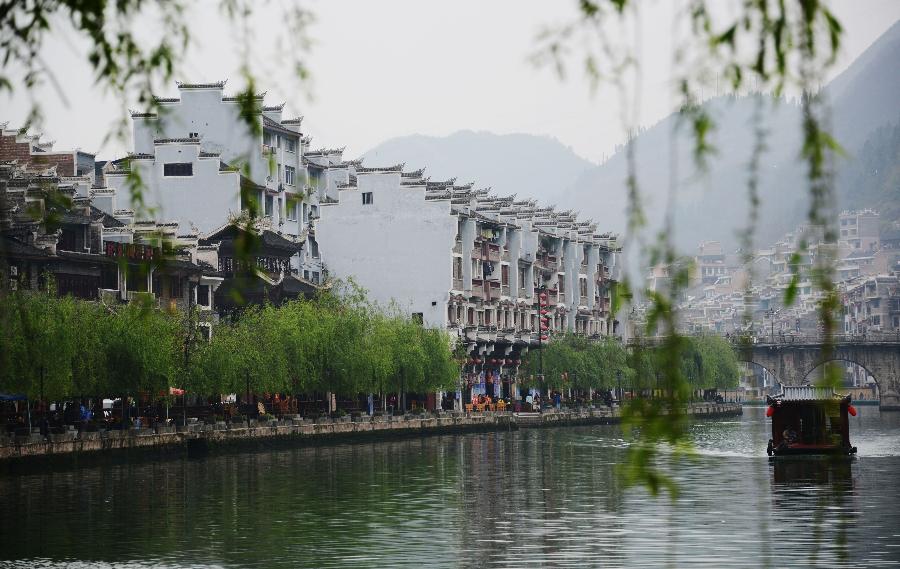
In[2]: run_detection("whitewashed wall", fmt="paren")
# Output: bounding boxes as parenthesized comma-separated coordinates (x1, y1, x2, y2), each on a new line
(317, 173, 457, 327)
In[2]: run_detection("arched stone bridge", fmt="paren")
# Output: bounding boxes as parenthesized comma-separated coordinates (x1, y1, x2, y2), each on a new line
(737, 334, 900, 410)
(627, 333, 900, 410)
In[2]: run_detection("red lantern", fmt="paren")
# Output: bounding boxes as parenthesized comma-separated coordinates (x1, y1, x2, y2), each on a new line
(540, 335, 548, 341)
(491, 358, 498, 364)
(765, 406, 775, 417)
(515, 359, 521, 365)
(475, 358, 482, 364)
(505, 359, 513, 365)
(848, 404, 857, 417)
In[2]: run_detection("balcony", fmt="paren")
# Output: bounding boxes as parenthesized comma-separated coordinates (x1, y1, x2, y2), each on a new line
(452, 278, 463, 291)
(471, 279, 484, 298)
(535, 255, 558, 273)
(486, 244, 501, 262)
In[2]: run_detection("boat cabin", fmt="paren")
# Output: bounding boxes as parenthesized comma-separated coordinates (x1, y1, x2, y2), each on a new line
(765, 386, 858, 456)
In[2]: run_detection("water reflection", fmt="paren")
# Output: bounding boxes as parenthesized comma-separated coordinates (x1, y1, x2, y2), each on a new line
(0, 407, 897, 568)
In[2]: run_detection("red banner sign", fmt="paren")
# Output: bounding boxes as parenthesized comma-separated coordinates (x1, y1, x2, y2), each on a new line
(105, 241, 159, 261)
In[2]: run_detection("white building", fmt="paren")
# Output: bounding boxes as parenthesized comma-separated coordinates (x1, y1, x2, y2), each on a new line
(96, 80, 329, 280)
(317, 165, 621, 365)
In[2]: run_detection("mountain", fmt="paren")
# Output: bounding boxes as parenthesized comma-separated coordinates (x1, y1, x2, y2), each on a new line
(363, 130, 594, 205)
(555, 20, 900, 254)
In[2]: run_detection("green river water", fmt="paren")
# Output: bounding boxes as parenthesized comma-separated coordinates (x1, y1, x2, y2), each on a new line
(1, 406, 898, 568)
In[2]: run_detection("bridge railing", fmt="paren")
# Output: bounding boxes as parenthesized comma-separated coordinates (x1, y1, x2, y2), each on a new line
(628, 331, 900, 347)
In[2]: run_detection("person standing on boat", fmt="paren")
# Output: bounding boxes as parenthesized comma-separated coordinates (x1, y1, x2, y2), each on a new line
(782, 427, 798, 445)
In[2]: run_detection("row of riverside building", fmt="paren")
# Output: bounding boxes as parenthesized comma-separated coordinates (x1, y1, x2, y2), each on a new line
(1, 79, 622, 369)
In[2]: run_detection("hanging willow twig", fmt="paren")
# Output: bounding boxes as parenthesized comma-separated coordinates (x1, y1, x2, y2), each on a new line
(534, 0, 844, 496)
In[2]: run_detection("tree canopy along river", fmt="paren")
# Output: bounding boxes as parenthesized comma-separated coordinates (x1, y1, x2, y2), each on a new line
(0, 407, 898, 568)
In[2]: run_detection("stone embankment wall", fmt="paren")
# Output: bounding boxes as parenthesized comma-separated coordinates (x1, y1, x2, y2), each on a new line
(0, 403, 742, 466)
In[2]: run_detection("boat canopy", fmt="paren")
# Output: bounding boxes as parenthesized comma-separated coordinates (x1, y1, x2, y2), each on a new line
(765, 385, 856, 456)
(766, 385, 849, 405)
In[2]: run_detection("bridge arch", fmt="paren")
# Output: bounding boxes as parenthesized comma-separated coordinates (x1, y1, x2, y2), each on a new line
(800, 358, 881, 403)
(739, 360, 783, 391)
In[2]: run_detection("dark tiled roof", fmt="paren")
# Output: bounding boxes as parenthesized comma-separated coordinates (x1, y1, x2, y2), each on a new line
(59, 211, 93, 225)
(89, 205, 124, 228)
(263, 103, 285, 111)
(281, 116, 303, 125)
(771, 386, 843, 402)
(131, 111, 158, 118)
(176, 80, 226, 89)
(199, 152, 220, 158)
(153, 96, 179, 103)
(262, 116, 300, 137)
(305, 147, 345, 156)
(222, 92, 266, 102)
(357, 163, 403, 173)
(154, 138, 200, 144)
(0, 234, 51, 258)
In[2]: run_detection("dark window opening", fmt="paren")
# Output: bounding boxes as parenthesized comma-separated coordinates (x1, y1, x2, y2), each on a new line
(362, 192, 373, 205)
(197, 284, 210, 307)
(163, 163, 193, 176)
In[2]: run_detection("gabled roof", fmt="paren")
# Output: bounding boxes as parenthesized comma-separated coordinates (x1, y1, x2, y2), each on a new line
(0, 233, 51, 258)
(771, 386, 845, 402)
(200, 224, 300, 254)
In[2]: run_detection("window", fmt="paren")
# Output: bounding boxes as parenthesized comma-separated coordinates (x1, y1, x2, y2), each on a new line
(312, 271, 320, 284)
(163, 163, 193, 176)
(303, 270, 310, 281)
(286, 197, 298, 221)
(197, 285, 210, 307)
(189, 132, 198, 138)
(302, 203, 308, 222)
(309, 237, 320, 259)
(453, 257, 463, 279)
(170, 276, 183, 299)
(412, 313, 424, 325)
(285, 138, 296, 152)
(362, 192, 373, 205)
(263, 132, 272, 146)
(265, 195, 274, 217)
(285, 165, 295, 186)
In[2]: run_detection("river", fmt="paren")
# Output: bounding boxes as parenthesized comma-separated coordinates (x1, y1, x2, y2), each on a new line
(0, 406, 898, 568)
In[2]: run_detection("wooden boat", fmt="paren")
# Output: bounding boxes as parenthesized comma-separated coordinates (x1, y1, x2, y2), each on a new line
(765, 386, 858, 457)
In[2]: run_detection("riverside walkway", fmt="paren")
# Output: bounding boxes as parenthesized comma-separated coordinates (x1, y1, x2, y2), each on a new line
(0, 403, 741, 465)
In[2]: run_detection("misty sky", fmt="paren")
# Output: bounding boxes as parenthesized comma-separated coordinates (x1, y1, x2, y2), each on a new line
(3, 0, 899, 163)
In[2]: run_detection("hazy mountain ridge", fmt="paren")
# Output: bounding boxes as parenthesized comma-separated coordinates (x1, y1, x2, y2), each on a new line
(363, 130, 595, 205)
(556, 20, 900, 253)
(361, 21, 900, 254)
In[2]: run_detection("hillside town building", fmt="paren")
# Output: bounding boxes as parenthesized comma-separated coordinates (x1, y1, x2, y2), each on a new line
(316, 165, 621, 379)
(2, 78, 625, 390)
